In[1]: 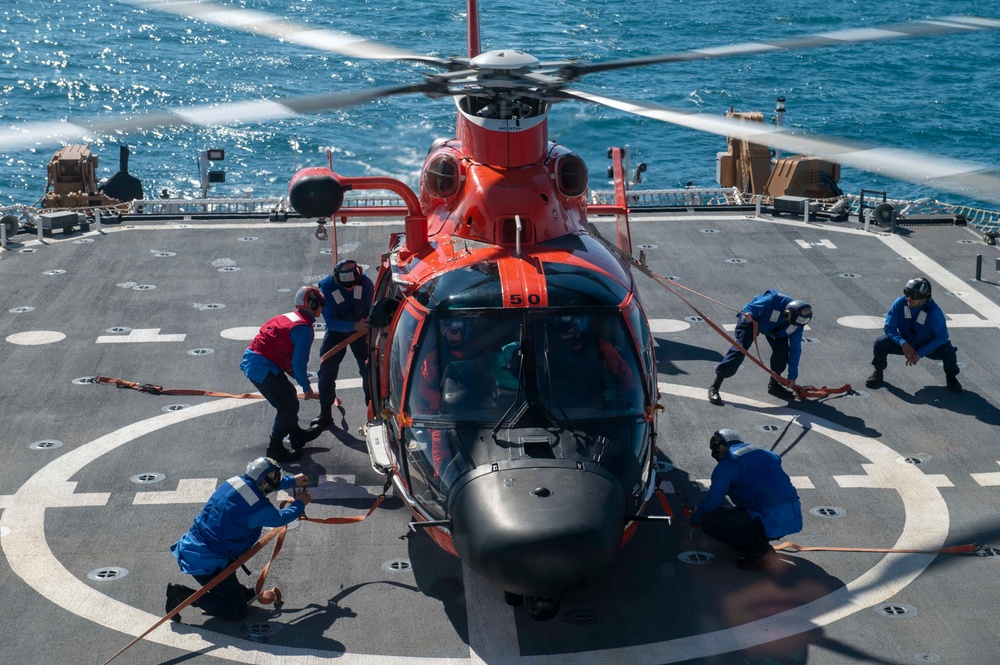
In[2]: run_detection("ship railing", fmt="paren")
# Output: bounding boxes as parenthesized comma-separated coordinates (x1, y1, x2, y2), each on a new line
(590, 187, 740, 208)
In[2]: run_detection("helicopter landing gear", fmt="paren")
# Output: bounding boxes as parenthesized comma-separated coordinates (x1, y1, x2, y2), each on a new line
(525, 595, 560, 621)
(503, 591, 524, 607)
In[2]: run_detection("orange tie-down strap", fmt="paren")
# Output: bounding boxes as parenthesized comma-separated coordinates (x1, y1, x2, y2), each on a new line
(590, 231, 853, 401)
(101, 481, 392, 665)
(96, 375, 318, 400)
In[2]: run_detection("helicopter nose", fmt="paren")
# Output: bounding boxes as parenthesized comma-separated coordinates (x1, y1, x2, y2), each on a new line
(450, 465, 625, 597)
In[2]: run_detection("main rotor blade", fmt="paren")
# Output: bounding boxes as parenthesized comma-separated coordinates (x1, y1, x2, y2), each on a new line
(568, 15, 1000, 77)
(563, 89, 1000, 206)
(125, 0, 453, 68)
(0, 83, 434, 152)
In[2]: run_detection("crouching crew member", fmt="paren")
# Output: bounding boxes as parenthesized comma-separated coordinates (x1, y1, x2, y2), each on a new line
(865, 276, 961, 393)
(166, 457, 311, 622)
(314, 259, 374, 428)
(708, 290, 812, 406)
(241, 286, 325, 462)
(688, 429, 802, 571)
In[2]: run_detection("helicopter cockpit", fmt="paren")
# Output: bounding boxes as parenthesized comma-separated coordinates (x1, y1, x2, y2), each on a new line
(396, 308, 650, 518)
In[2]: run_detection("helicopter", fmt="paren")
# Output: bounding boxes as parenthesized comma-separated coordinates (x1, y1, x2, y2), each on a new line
(5, 0, 1000, 623)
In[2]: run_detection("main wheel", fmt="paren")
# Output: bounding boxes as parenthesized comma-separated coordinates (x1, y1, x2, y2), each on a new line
(525, 595, 560, 621)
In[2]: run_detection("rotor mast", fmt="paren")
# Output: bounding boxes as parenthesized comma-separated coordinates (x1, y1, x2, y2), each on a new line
(467, 0, 481, 58)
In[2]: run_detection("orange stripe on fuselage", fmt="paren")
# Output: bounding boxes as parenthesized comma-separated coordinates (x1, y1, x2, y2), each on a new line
(497, 256, 548, 308)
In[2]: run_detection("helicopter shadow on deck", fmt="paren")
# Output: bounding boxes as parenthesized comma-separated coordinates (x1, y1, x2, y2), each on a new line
(653, 337, 723, 376)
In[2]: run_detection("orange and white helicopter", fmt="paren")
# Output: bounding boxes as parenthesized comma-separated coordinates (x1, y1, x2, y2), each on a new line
(5, 0, 1000, 621)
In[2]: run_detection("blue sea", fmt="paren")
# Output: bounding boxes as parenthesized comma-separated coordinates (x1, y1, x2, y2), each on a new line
(2, 0, 999, 208)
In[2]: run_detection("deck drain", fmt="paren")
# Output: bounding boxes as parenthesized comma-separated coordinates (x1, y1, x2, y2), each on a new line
(654, 460, 674, 473)
(896, 455, 930, 465)
(801, 337, 819, 344)
(174, 224, 190, 229)
(131, 472, 166, 484)
(756, 424, 781, 433)
(87, 567, 128, 581)
(307, 371, 318, 380)
(43, 269, 67, 276)
(277, 288, 291, 293)
(637, 244, 658, 250)
(915, 653, 941, 662)
(563, 609, 603, 625)
(382, 558, 412, 573)
(10, 306, 35, 313)
(957, 239, 977, 244)
(162, 404, 192, 412)
(313, 322, 327, 331)
(73, 376, 98, 385)
(876, 603, 916, 618)
(105, 326, 132, 334)
(239, 236, 258, 241)
(945, 291, 966, 297)
(899, 256, 916, 262)
(199, 303, 226, 310)
(320, 248, 334, 255)
(73, 238, 95, 244)
(30, 439, 64, 450)
(700, 228, 720, 233)
(725, 258, 747, 264)
(348, 221, 363, 226)
(218, 266, 240, 272)
(677, 551, 715, 565)
(809, 506, 846, 518)
(132, 284, 156, 291)
(20, 248, 37, 253)
(245, 621, 283, 641)
(683, 316, 704, 323)
(935, 360, 965, 369)
(187, 348, 215, 356)
(849, 389, 870, 398)
(152, 251, 176, 257)
(660, 275, 679, 281)
(838, 272, 860, 279)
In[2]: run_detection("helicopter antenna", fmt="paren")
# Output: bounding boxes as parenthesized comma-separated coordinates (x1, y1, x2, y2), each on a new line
(515, 215, 523, 257)
(467, 0, 481, 58)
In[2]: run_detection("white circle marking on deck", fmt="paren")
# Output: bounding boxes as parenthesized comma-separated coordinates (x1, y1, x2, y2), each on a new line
(220, 327, 261, 341)
(647, 318, 691, 334)
(837, 315, 885, 329)
(0, 380, 947, 664)
(5, 331, 67, 345)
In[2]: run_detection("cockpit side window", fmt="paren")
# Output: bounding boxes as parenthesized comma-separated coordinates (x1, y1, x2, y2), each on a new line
(389, 307, 420, 414)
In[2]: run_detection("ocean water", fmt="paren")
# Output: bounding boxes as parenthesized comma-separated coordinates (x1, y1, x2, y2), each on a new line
(2, 0, 999, 208)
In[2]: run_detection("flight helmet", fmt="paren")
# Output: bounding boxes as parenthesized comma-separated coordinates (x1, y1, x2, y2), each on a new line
(554, 315, 589, 339)
(440, 318, 472, 348)
(903, 277, 932, 300)
(710, 428, 743, 460)
(246, 457, 282, 494)
(334, 259, 363, 288)
(295, 285, 325, 314)
(783, 300, 813, 327)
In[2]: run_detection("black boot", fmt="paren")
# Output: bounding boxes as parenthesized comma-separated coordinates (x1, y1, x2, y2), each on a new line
(310, 411, 333, 429)
(946, 373, 963, 393)
(708, 375, 724, 406)
(767, 378, 795, 400)
(289, 424, 323, 450)
(865, 368, 883, 388)
(165, 583, 195, 622)
(266, 433, 302, 462)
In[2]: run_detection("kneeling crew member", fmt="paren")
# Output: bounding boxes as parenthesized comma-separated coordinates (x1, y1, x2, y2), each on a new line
(166, 457, 311, 622)
(241, 286, 325, 462)
(865, 276, 961, 393)
(688, 429, 802, 570)
(708, 290, 812, 406)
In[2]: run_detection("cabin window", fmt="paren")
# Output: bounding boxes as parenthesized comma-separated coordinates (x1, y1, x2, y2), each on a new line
(423, 153, 462, 199)
(554, 152, 588, 198)
(389, 308, 420, 413)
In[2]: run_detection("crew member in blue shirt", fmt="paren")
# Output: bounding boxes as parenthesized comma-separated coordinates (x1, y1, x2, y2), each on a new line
(708, 290, 813, 406)
(314, 259, 374, 428)
(165, 457, 311, 622)
(688, 429, 802, 570)
(241, 286, 324, 462)
(865, 277, 961, 392)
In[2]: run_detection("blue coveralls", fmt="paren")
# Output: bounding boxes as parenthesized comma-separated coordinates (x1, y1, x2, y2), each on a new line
(171, 473, 305, 621)
(872, 295, 959, 375)
(714, 290, 804, 382)
(317, 272, 374, 412)
(690, 443, 802, 556)
(240, 311, 315, 442)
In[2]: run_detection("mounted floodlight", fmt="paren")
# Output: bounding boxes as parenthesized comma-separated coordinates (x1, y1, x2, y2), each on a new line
(208, 170, 226, 183)
(207, 149, 225, 161)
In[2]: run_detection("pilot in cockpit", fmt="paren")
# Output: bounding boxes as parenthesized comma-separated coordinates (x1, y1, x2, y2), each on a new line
(547, 315, 635, 407)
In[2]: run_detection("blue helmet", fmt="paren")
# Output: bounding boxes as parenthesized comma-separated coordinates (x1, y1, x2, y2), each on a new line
(246, 457, 282, 494)
(334, 259, 363, 288)
(439, 318, 472, 346)
(783, 300, 812, 327)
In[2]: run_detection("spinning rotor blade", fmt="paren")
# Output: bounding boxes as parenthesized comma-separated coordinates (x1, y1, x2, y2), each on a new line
(564, 89, 1000, 206)
(564, 15, 1000, 78)
(0, 83, 434, 151)
(125, 0, 453, 68)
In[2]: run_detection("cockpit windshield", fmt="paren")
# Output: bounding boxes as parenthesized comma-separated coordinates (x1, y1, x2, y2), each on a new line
(406, 311, 645, 422)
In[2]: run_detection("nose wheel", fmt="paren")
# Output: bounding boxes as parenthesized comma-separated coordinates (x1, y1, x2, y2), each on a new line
(525, 595, 560, 621)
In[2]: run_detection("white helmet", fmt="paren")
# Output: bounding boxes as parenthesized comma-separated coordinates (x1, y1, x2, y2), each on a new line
(246, 457, 282, 494)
